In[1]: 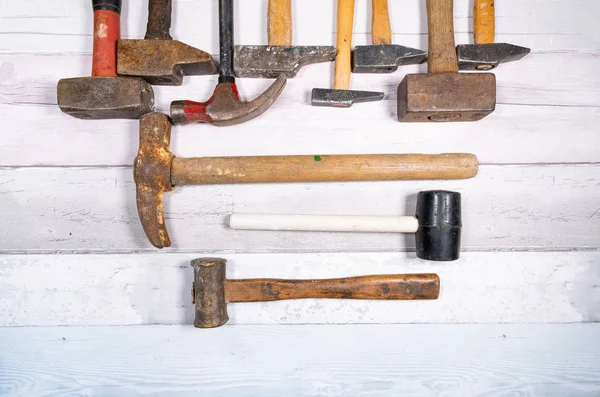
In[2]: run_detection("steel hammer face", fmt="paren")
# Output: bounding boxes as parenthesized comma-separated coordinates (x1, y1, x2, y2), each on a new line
(397, 73, 496, 122)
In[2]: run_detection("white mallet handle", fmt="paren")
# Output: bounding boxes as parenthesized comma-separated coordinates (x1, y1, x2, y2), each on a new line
(228, 214, 419, 233)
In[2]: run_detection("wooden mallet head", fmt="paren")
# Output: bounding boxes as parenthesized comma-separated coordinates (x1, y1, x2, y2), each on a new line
(397, 0, 496, 122)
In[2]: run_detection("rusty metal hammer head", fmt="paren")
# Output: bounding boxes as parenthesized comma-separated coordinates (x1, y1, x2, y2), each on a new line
(191, 258, 230, 328)
(397, 0, 496, 122)
(57, 0, 154, 119)
(134, 112, 174, 249)
(352, 45, 427, 73)
(117, 0, 217, 85)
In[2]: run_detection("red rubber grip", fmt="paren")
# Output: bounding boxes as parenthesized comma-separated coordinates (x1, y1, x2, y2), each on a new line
(92, 9, 120, 77)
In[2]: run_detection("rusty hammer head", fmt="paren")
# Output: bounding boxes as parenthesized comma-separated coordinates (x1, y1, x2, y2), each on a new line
(170, 75, 287, 126)
(352, 45, 427, 73)
(234, 46, 337, 78)
(134, 112, 174, 248)
(191, 258, 229, 328)
(117, 0, 217, 85)
(57, 0, 154, 119)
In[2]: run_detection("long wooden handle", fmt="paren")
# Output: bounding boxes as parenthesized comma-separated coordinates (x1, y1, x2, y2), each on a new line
(427, 0, 458, 74)
(268, 0, 292, 45)
(474, 0, 494, 44)
(372, 0, 392, 45)
(226, 274, 440, 302)
(171, 153, 478, 185)
(334, 0, 354, 90)
(145, 0, 173, 40)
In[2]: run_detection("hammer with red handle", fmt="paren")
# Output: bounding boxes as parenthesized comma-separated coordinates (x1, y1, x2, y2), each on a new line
(57, 0, 154, 119)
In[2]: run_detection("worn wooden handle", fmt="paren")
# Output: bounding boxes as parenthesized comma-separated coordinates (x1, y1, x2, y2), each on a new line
(227, 274, 440, 302)
(268, 0, 292, 45)
(171, 153, 478, 185)
(474, 0, 494, 44)
(145, 0, 173, 40)
(427, 0, 458, 74)
(372, 0, 392, 45)
(334, 0, 355, 90)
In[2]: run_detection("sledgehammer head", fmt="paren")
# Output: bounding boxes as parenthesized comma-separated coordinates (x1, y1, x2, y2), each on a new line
(191, 258, 229, 328)
(234, 45, 337, 78)
(134, 112, 174, 249)
(57, 76, 154, 119)
(456, 43, 530, 71)
(118, 40, 218, 85)
(415, 190, 462, 261)
(352, 45, 427, 73)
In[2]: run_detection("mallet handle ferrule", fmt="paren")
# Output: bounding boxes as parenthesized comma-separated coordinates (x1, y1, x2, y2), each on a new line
(226, 274, 440, 302)
(229, 214, 419, 233)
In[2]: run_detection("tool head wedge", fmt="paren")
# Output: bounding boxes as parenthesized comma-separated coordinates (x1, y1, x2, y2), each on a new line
(352, 45, 427, 73)
(118, 39, 218, 85)
(456, 43, 531, 71)
(234, 45, 337, 78)
(170, 74, 287, 126)
(311, 88, 384, 108)
(57, 76, 154, 119)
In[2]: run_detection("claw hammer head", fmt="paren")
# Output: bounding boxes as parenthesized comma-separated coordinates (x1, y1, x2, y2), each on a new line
(170, 75, 287, 126)
(134, 112, 174, 248)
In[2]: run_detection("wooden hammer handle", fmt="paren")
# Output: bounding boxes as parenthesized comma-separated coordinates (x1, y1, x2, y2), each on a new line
(268, 0, 292, 45)
(145, 0, 173, 40)
(372, 0, 392, 45)
(170, 153, 478, 185)
(427, 0, 458, 74)
(474, 0, 495, 45)
(334, 0, 355, 90)
(226, 274, 440, 302)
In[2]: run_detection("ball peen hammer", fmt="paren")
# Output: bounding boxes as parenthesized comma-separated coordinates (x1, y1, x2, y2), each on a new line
(191, 258, 440, 328)
(352, 0, 427, 73)
(456, 0, 530, 70)
(117, 0, 218, 85)
(233, 0, 337, 78)
(170, 0, 286, 126)
(135, 112, 478, 249)
(229, 191, 462, 261)
(396, 0, 496, 122)
(57, 0, 154, 119)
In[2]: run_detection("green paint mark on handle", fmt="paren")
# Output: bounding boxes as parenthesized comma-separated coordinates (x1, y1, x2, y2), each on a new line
(314, 155, 322, 161)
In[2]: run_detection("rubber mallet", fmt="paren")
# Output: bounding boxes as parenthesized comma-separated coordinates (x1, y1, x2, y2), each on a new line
(229, 191, 462, 261)
(191, 258, 440, 328)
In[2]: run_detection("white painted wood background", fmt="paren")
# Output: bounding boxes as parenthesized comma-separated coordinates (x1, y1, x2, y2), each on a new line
(1, 0, 600, 395)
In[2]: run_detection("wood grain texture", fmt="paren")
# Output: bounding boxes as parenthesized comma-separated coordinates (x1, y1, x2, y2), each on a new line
(334, 0, 355, 90)
(0, 252, 598, 326)
(474, 0, 495, 44)
(268, 0, 292, 45)
(1, 324, 599, 396)
(1, 52, 598, 166)
(371, 0, 392, 45)
(427, 0, 459, 74)
(1, 165, 598, 253)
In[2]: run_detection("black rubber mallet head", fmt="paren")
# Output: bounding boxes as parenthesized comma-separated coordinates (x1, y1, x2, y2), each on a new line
(228, 190, 463, 261)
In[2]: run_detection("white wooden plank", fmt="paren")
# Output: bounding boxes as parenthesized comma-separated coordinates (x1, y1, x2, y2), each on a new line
(0, 324, 599, 396)
(1, 252, 598, 326)
(0, 52, 599, 166)
(1, 0, 598, 53)
(1, 165, 599, 253)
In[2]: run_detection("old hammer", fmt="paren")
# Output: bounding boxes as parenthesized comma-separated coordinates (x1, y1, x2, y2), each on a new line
(234, 0, 337, 78)
(352, 0, 427, 73)
(134, 112, 478, 248)
(117, 0, 218, 85)
(397, 0, 496, 122)
(191, 258, 440, 328)
(170, 0, 286, 126)
(311, 0, 384, 107)
(57, 0, 154, 119)
(457, 0, 530, 70)
(229, 191, 462, 261)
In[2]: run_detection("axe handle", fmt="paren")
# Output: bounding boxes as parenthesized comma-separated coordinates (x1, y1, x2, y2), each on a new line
(334, 0, 354, 90)
(145, 0, 173, 40)
(170, 153, 478, 185)
(226, 274, 440, 302)
(268, 0, 292, 46)
(427, 0, 458, 74)
(474, 0, 495, 44)
(372, 0, 392, 45)
(91, 0, 121, 77)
